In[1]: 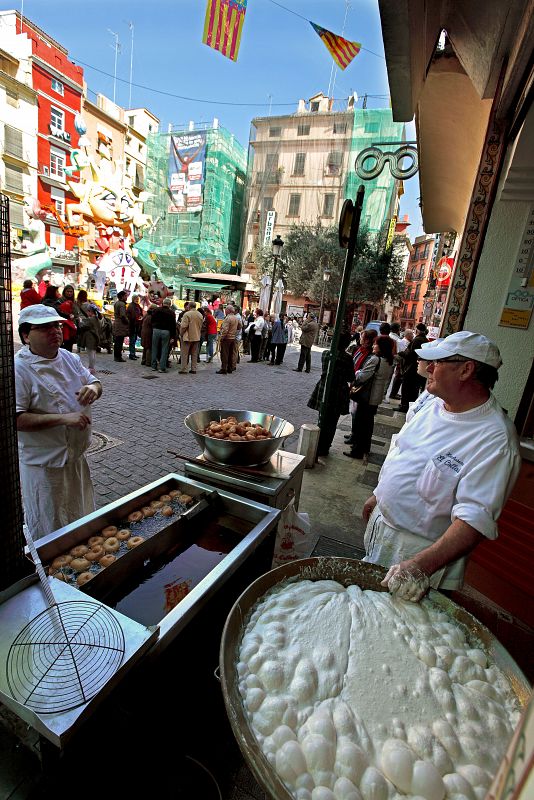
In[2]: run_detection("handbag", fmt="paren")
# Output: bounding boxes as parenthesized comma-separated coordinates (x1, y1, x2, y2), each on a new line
(349, 357, 380, 403)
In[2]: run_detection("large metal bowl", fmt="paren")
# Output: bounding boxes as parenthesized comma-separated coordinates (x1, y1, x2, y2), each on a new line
(220, 558, 531, 800)
(184, 409, 295, 466)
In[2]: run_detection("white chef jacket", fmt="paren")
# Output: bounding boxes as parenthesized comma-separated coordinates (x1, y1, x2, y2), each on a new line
(374, 393, 521, 542)
(15, 346, 98, 467)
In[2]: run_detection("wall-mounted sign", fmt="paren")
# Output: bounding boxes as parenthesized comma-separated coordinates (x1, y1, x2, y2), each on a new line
(355, 144, 418, 180)
(48, 124, 71, 143)
(263, 209, 276, 246)
(499, 207, 534, 329)
(436, 256, 454, 286)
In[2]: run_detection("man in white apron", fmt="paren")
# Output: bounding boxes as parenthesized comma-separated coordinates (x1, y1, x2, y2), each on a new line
(15, 305, 103, 540)
(362, 331, 521, 602)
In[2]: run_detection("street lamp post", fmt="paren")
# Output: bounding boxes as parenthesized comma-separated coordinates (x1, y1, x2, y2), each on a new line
(316, 266, 331, 344)
(266, 234, 284, 314)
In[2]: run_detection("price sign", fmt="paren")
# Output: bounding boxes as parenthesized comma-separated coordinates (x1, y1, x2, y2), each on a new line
(499, 207, 534, 329)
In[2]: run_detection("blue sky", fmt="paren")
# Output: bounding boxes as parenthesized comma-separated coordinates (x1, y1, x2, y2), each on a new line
(16, 0, 423, 234)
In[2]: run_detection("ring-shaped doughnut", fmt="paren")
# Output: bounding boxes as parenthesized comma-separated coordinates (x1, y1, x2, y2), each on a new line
(88, 536, 104, 548)
(103, 537, 120, 553)
(117, 528, 131, 541)
(70, 545, 88, 558)
(98, 554, 116, 567)
(127, 536, 144, 549)
(85, 546, 105, 561)
(77, 571, 93, 586)
(142, 506, 155, 517)
(127, 511, 143, 523)
(70, 557, 91, 573)
(102, 525, 118, 538)
(51, 555, 72, 570)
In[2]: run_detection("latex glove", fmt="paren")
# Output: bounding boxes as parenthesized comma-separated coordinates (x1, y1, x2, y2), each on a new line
(381, 563, 430, 602)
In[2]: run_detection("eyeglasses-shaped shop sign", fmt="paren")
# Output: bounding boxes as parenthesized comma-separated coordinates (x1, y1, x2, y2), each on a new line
(355, 143, 419, 180)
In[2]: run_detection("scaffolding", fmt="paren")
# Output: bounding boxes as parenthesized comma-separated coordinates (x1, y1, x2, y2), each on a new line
(135, 122, 247, 287)
(345, 108, 405, 238)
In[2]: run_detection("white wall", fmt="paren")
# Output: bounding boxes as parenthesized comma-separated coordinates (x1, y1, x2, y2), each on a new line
(464, 199, 534, 419)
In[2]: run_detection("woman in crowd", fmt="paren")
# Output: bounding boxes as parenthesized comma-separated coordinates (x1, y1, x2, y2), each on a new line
(308, 333, 354, 457)
(343, 328, 377, 451)
(269, 313, 288, 365)
(203, 306, 218, 363)
(344, 334, 394, 459)
(247, 309, 265, 362)
(126, 294, 143, 360)
(41, 284, 62, 311)
(141, 304, 157, 366)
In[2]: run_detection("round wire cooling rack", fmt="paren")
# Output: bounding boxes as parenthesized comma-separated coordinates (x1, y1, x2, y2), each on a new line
(6, 601, 125, 715)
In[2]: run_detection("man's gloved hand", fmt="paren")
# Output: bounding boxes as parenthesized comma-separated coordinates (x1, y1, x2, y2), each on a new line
(380, 562, 430, 602)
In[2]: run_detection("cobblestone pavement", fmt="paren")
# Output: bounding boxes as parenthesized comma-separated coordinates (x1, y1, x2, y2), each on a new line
(86, 344, 321, 507)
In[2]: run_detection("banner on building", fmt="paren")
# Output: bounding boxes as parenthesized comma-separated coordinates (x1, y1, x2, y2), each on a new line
(436, 256, 454, 286)
(202, 0, 247, 62)
(263, 209, 276, 246)
(168, 132, 207, 214)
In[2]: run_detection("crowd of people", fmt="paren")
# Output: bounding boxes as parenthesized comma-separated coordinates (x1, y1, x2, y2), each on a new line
(18, 279, 317, 379)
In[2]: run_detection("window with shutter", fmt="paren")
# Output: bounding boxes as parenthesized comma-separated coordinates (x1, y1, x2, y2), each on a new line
(297, 123, 310, 136)
(293, 153, 306, 176)
(333, 122, 347, 134)
(4, 163, 23, 193)
(322, 194, 335, 217)
(288, 194, 301, 217)
(4, 125, 23, 159)
(9, 201, 24, 226)
(327, 151, 342, 175)
(6, 89, 18, 107)
(269, 127, 282, 137)
(50, 107, 64, 130)
(265, 153, 279, 183)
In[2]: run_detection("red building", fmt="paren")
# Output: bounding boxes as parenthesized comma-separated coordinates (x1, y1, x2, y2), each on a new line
(17, 15, 83, 277)
(399, 233, 435, 329)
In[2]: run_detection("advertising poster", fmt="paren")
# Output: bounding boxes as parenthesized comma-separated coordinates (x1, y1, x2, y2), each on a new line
(168, 132, 206, 214)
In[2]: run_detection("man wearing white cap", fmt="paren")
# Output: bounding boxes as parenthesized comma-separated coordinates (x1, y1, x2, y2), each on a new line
(362, 331, 521, 602)
(15, 305, 102, 540)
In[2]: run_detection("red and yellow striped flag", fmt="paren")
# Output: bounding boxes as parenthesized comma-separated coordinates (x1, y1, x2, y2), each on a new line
(202, 0, 247, 62)
(310, 22, 361, 70)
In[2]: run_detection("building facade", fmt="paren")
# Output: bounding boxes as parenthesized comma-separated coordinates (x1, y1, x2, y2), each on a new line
(16, 11, 84, 279)
(399, 233, 434, 329)
(123, 107, 159, 198)
(0, 11, 38, 280)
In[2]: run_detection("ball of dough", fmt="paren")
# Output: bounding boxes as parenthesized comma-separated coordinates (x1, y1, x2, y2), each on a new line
(77, 571, 93, 586)
(161, 505, 173, 517)
(142, 506, 155, 517)
(159, 494, 171, 503)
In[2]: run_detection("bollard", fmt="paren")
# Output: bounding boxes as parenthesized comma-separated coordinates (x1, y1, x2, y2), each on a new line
(297, 423, 320, 468)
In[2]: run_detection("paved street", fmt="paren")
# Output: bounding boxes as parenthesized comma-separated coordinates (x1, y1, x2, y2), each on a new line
(86, 343, 321, 507)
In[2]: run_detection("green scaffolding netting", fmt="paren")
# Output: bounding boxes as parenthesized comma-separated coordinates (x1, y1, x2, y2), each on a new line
(135, 123, 247, 288)
(345, 108, 405, 239)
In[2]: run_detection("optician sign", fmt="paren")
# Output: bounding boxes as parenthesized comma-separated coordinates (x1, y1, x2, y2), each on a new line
(263, 210, 276, 246)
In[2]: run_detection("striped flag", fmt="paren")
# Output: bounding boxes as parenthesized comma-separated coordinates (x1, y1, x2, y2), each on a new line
(202, 0, 247, 62)
(310, 22, 361, 70)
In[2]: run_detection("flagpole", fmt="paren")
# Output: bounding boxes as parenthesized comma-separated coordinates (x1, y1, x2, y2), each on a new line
(330, 0, 351, 100)
(128, 22, 134, 109)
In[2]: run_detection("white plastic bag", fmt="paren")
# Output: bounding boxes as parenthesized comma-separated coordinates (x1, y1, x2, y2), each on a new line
(272, 500, 312, 567)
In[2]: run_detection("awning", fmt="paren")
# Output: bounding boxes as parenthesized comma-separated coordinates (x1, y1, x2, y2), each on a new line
(180, 280, 232, 293)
